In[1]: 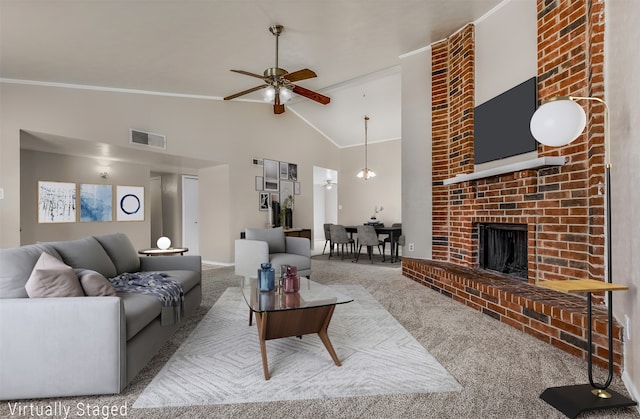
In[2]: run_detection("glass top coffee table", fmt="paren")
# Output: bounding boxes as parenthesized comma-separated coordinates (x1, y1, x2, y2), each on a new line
(240, 276, 353, 380)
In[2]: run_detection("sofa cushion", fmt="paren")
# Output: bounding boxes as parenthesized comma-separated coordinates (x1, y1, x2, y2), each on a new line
(245, 227, 285, 254)
(118, 292, 161, 340)
(0, 244, 62, 299)
(118, 270, 199, 339)
(93, 233, 140, 274)
(49, 237, 117, 278)
(160, 270, 201, 294)
(75, 269, 116, 296)
(269, 253, 312, 273)
(25, 253, 84, 298)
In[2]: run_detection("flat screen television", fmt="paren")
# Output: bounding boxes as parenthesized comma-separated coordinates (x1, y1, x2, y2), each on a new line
(474, 77, 538, 165)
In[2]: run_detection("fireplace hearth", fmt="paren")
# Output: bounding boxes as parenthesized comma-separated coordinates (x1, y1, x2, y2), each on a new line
(478, 223, 528, 280)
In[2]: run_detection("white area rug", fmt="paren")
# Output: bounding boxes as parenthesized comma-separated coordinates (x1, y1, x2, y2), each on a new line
(133, 285, 462, 408)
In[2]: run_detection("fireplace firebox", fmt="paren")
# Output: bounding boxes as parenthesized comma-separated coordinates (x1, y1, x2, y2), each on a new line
(478, 223, 528, 280)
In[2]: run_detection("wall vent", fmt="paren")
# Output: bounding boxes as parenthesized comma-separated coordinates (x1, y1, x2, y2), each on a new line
(130, 129, 166, 149)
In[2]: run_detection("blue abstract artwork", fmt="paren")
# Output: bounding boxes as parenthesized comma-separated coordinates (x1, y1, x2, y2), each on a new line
(80, 184, 112, 222)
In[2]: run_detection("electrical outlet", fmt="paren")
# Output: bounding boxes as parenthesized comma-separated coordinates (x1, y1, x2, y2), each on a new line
(625, 315, 631, 341)
(408, 243, 415, 252)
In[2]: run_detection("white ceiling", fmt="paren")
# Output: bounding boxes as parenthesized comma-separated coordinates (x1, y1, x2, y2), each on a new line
(1, 0, 504, 169)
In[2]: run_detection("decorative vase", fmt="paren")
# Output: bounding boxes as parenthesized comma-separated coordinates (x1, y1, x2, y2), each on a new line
(258, 263, 275, 292)
(272, 201, 281, 227)
(284, 208, 293, 228)
(283, 265, 299, 293)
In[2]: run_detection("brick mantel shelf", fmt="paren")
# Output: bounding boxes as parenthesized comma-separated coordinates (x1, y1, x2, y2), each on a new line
(443, 156, 566, 185)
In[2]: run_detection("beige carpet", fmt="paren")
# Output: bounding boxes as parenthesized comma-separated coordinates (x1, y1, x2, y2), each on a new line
(133, 284, 460, 407)
(1, 260, 638, 418)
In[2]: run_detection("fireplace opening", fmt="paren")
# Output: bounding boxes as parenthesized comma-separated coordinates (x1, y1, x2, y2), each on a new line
(478, 223, 528, 280)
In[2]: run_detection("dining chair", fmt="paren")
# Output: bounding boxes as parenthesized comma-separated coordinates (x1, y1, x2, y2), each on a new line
(394, 234, 406, 261)
(382, 223, 402, 259)
(329, 224, 354, 260)
(322, 223, 334, 255)
(354, 225, 385, 263)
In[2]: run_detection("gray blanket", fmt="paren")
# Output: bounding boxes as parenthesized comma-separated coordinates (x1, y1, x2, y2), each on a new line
(109, 272, 184, 326)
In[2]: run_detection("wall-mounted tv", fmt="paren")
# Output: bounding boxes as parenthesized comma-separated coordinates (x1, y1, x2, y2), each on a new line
(474, 77, 538, 165)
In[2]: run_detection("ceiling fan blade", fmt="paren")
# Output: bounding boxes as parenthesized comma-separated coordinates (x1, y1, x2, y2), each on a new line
(230, 69, 266, 79)
(292, 85, 331, 105)
(273, 95, 285, 114)
(283, 68, 317, 82)
(224, 85, 266, 101)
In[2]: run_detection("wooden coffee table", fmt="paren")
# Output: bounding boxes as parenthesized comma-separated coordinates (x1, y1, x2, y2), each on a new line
(240, 277, 353, 380)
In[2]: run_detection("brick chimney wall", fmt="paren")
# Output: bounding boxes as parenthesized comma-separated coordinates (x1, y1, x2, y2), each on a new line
(430, 0, 605, 285)
(404, 0, 622, 372)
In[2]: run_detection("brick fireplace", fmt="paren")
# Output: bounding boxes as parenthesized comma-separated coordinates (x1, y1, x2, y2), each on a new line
(402, 0, 624, 373)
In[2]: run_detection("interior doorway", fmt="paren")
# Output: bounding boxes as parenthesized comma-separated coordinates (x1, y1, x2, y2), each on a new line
(312, 166, 338, 253)
(182, 175, 199, 255)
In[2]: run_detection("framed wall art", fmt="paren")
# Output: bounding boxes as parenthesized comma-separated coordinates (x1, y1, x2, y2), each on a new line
(280, 162, 289, 180)
(259, 192, 270, 211)
(116, 185, 144, 221)
(294, 182, 300, 195)
(255, 176, 264, 191)
(80, 184, 112, 222)
(288, 163, 298, 181)
(280, 180, 294, 206)
(263, 159, 279, 191)
(38, 181, 76, 223)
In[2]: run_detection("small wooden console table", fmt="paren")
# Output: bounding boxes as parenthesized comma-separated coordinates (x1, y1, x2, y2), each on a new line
(538, 279, 636, 418)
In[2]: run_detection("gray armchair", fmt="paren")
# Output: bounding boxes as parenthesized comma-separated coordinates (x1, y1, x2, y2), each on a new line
(234, 227, 311, 278)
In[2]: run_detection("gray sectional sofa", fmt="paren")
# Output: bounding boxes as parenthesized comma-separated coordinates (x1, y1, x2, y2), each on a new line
(0, 233, 202, 400)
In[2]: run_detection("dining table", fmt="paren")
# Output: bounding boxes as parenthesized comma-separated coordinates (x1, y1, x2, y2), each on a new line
(344, 224, 402, 263)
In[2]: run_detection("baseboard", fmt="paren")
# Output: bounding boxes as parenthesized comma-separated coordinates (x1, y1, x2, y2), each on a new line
(202, 260, 234, 267)
(622, 369, 640, 413)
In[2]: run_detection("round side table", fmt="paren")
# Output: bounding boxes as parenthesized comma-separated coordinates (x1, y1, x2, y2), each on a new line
(138, 248, 188, 256)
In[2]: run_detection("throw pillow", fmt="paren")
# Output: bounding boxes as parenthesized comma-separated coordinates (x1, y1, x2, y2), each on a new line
(25, 252, 84, 298)
(75, 269, 116, 296)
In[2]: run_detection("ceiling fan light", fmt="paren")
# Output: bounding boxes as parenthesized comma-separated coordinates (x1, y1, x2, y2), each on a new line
(263, 86, 276, 102)
(279, 87, 293, 103)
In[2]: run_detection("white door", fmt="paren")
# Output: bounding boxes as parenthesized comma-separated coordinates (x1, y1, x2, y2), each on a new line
(182, 175, 199, 255)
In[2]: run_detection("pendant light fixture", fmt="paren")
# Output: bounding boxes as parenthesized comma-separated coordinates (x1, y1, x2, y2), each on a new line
(356, 116, 376, 180)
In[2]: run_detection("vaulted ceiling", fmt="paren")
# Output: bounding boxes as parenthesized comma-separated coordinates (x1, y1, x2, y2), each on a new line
(1, 0, 504, 150)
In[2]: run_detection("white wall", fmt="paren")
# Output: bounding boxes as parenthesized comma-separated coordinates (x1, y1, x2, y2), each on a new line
(20, 149, 150, 248)
(607, 0, 640, 404)
(400, 48, 432, 259)
(475, 0, 537, 106)
(337, 140, 401, 226)
(0, 83, 341, 262)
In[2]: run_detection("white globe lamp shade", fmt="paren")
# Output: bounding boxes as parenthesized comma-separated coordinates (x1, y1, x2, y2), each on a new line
(156, 236, 171, 250)
(279, 87, 293, 103)
(263, 86, 276, 102)
(530, 98, 587, 146)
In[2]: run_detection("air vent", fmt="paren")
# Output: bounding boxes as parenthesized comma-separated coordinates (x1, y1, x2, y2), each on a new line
(130, 129, 166, 150)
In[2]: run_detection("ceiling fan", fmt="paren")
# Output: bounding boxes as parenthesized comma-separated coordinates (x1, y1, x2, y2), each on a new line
(223, 25, 331, 114)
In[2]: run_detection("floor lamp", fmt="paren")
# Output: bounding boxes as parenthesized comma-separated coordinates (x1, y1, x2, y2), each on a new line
(530, 96, 637, 417)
